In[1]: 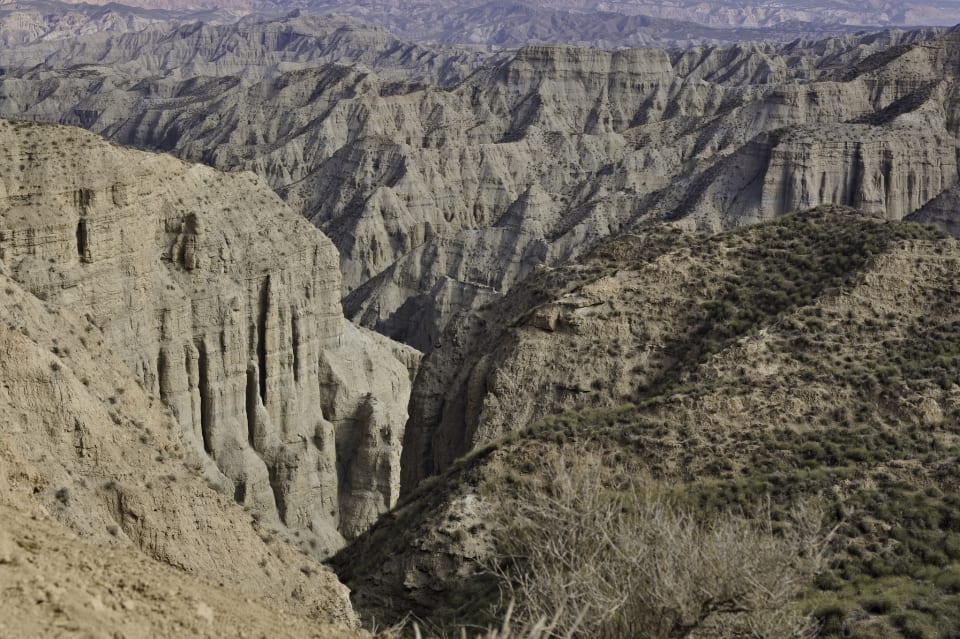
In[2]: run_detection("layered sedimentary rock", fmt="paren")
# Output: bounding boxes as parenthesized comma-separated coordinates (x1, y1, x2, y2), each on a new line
(0, 213, 358, 625)
(660, 119, 959, 231)
(761, 125, 957, 220)
(0, 117, 416, 550)
(0, 26, 956, 352)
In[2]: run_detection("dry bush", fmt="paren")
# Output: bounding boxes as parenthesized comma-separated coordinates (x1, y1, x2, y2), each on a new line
(487, 449, 831, 639)
(384, 602, 576, 639)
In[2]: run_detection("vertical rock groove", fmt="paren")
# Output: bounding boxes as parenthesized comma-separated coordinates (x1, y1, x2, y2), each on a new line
(157, 348, 169, 402)
(246, 363, 259, 448)
(257, 275, 270, 406)
(76, 218, 90, 262)
(269, 465, 287, 525)
(291, 314, 301, 384)
(196, 339, 213, 457)
(234, 481, 247, 504)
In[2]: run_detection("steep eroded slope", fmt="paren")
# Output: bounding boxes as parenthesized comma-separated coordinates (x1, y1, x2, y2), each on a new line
(0, 117, 417, 554)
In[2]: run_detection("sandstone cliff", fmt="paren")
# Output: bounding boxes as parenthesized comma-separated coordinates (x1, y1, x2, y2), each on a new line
(0, 26, 955, 354)
(0, 240, 358, 624)
(0, 117, 416, 555)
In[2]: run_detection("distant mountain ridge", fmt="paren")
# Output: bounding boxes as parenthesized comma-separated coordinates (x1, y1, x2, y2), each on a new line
(8, 0, 959, 29)
(5, 0, 957, 54)
(0, 3, 493, 84)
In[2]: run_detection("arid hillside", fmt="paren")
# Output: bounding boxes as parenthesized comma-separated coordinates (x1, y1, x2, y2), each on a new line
(2, 5, 960, 638)
(5, 0, 957, 47)
(0, 505, 364, 638)
(336, 207, 960, 639)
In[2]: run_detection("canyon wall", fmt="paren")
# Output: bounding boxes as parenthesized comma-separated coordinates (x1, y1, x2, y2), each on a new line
(2, 28, 953, 351)
(0, 117, 416, 551)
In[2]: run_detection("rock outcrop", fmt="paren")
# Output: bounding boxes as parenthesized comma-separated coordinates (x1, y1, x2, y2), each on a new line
(659, 119, 959, 232)
(2, 26, 954, 352)
(908, 183, 960, 236)
(0, 237, 358, 624)
(0, 117, 416, 552)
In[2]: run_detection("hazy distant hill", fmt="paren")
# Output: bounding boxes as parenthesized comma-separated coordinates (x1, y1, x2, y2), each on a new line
(5, 0, 957, 51)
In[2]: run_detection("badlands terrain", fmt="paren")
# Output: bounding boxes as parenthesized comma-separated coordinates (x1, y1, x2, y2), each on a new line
(1, 1, 960, 638)
(1, 23, 955, 350)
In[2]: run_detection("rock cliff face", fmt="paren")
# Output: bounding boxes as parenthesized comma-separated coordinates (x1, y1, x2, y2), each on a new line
(0, 25, 956, 354)
(662, 119, 960, 232)
(760, 126, 957, 220)
(0, 117, 416, 550)
(0, 206, 358, 625)
(908, 183, 960, 236)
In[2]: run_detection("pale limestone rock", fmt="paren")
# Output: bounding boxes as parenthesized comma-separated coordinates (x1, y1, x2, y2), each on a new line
(0, 118, 416, 549)
(0, 27, 955, 351)
(0, 268, 357, 625)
